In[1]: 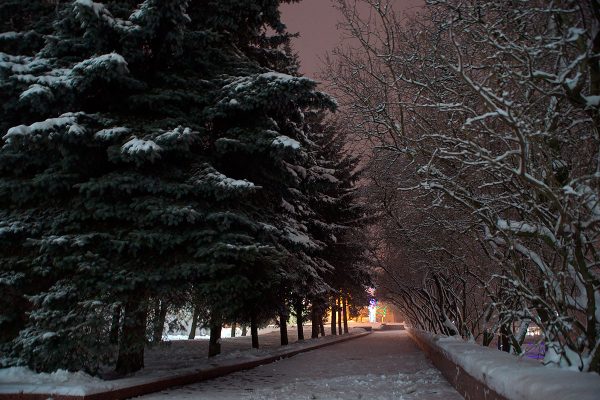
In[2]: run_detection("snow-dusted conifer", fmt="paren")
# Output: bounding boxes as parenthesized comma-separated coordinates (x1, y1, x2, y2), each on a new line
(0, 0, 269, 374)
(188, 0, 338, 350)
(306, 115, 372, 323)
(0, 0, 366, 374)
(0, 0, 348, 374)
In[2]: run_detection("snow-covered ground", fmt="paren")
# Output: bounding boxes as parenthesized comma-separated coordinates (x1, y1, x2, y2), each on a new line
(165, 324, 281, 341)
(139, 325, 354, 377)
(0, 326, 369, 397)
(136, 331, 463, 400)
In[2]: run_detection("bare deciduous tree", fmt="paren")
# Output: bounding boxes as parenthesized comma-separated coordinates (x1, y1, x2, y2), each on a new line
(330, 0, 600, 372)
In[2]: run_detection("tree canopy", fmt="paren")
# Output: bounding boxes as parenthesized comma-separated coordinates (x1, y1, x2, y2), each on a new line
(0, 0, 370, 375)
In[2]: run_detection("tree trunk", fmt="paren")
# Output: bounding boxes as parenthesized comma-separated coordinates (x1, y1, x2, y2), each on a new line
(251, 313, 259, 349)
(295, 299, 304, 340)
(482, 330, 494, 347)
(151, 298, 160, 340)
(319, 314, 325, 337)
(109, 305, 121, 345)
(311, 305, 319, 339)
(231, 323, 237, 337)
(208, 316, 221, 357)
(115, 296, 148, 375)
(498, 323, 511, 353)
(330, 298, 337, 335)
(152, 300, 168, 343)
(241, 324, 247, 336)
(337, 297, 342, 334)
(188, 304, 199, 339)
(342, 296, 349, 334)
(279, 310, 288, 346)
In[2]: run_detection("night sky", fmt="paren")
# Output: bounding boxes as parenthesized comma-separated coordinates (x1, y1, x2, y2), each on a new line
(280, 0, 424, 79)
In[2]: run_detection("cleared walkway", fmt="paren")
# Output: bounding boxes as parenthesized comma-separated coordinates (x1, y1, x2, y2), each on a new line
(137, 331, 463, 400)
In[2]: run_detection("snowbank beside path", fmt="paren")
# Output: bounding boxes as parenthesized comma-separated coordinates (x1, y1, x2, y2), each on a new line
(0, 367, 114, 396)
(0, 328, 369, 399)
(410, 329, 600, 400)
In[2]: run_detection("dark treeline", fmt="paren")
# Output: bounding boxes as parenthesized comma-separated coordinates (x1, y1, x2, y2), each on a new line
(0, 0, 371, 375)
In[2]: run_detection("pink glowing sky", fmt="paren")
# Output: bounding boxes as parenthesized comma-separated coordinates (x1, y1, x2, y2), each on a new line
(280, 0, 424, 79)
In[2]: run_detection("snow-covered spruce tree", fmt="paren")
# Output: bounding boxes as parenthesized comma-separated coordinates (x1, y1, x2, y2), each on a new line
(203, 73, 338, 349)
(193, 1, 338, 350)
(307, 115, 372, 333)
(0, 1, 64, 60)
(0, 0, 70, 347)
(1, 0, 339, 373)
(0, 0, 277, 374)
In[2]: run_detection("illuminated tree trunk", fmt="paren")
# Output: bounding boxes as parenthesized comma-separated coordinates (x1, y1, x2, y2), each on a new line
(337, 297, 342, 334)
(152, 300, 168, 343)
(231, 323, 236, 337)
(330, 298, 337, 335)
(342, 296, 349, 334)
(311, 305, 319, 339)
(188, 305, 199, 340)
(295, 299, 304, 340)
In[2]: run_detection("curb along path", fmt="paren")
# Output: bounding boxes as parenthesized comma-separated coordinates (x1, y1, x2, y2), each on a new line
(0, 330, 371, 400)
(408, 329, 600, 400)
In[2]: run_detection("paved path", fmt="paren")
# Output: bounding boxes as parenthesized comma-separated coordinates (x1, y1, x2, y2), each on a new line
(137, 331, 463, 400)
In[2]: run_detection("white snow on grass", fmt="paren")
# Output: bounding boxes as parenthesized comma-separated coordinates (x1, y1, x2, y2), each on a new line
(167, 325, 281, 341)
(412, 329, 600, 400)
(0, 367, 115, 396)
(0, 367, 89, 385)
(0, 327, 369, 398)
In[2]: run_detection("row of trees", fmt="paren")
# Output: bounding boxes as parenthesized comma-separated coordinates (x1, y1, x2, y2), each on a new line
(329, 0, 600, 372)
(0, 0, 371, 375)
